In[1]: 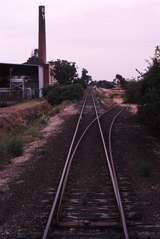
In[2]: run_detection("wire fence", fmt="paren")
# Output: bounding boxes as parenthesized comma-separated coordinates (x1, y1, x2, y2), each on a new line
(0, 88, 40, 107)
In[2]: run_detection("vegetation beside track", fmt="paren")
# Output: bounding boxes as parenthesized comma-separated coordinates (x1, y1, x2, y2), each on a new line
(0, 58, 93, 167)
(96, 87, 156, 179)
(43, 83, 84, 106)
(124, 47, 160, 129)
(43, 59, 93, 105)
(95, 88, 160, 224)
(0, 101, 69, 167)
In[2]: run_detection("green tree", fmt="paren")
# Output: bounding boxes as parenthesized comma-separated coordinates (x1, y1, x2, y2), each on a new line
(140, 58, 160, 104)
(80, 68, 92, 88)
(124, 46, 160, 128)
(53, 59, 78, 85)
(25, 49, 39, 65)
(114, 74, 127, 88)
(125, 80, 142, 103)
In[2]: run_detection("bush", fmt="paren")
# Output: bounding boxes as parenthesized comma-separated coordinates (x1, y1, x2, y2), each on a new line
(26, 127, 42, 138)
(6, 136, 24, 157)
(43, 84, 84, 105)
(124, 80, 143, 104)
(42, 85, 56, 97)
(46, 85, 62, 105)
(61, 84, 84, 101)
(38, 114, 49, 125)
(138, 102, 160, 129)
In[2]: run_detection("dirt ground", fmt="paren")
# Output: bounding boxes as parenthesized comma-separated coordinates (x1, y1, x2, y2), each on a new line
(96, 87, 138, 112)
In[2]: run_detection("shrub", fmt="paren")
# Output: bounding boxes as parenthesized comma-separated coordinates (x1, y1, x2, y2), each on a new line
(61, 84, 84, 101)
(26, 127, 42, 138)
(138, 102, 160, 129)
(38, 114, 49, 125)
(43, 84, 84, 105)
(45, 85, 62, 105)
(124, 80, 143, 104)
(6, 136, 24, 157)
(42, 85, 56, 97)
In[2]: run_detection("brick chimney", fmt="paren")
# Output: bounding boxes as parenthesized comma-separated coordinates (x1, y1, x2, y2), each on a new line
(39, 6, 46, 65)
(38, 6, 50, 87)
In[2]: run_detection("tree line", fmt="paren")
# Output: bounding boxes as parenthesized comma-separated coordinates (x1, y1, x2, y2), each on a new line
(25, 49, 92, 88)
(25, 49, 92, 105)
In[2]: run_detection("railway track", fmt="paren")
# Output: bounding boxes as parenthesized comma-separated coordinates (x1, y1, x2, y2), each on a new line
(2, 89, 160, 239)
(41, 90, 138, 239)
(1, 90, 160, 239)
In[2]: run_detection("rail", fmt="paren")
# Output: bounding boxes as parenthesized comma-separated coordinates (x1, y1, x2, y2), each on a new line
(91, 93, 130, 239)
(42, 94, 88, 239)
(42, 91, 130, 239)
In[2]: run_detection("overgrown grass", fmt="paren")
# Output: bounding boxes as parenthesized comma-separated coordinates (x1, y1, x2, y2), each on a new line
(6, 136, 24, 157)
(38, 114, 49, 125)
(0, 102, 67, 167)
(0, 136, 24, 166)
(25, 127, 42, 139)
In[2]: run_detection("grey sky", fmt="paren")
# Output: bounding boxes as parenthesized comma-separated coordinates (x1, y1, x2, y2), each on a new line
(0, 0, 160, 81)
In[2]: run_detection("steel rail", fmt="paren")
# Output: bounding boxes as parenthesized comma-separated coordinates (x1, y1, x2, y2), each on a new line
(42, 90, 128, 239)
(108, 108, 126, 188)
(108, 107, 129, 236)
(42, 96, 115, 238)
(91, 93, 130, 239)
(55, 104, 117, 219)
(42, 94, 88, 239)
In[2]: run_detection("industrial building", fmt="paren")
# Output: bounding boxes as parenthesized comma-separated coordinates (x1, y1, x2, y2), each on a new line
(0, 6, 55, 106)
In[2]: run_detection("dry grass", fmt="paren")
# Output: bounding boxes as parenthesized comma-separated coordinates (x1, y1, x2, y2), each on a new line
(0, 101, 70, 166)
(0, 99, 45, 114)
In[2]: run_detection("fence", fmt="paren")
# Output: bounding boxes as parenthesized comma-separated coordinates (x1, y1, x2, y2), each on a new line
(0, 88, 40, 107)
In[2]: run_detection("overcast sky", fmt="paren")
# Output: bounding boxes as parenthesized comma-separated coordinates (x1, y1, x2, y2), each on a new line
(0, 0, 160, 81)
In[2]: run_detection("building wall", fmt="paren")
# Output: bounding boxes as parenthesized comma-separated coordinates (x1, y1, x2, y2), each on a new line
(38, 65, 44, 97)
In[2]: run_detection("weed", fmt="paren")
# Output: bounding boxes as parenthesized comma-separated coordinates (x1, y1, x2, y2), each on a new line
(26, 127, 42, 139)
(38, 114, 49, 125)
(6, 136, 24, 157)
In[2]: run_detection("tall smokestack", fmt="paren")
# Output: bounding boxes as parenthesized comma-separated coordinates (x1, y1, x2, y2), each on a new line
(39, 6, 46, 65)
